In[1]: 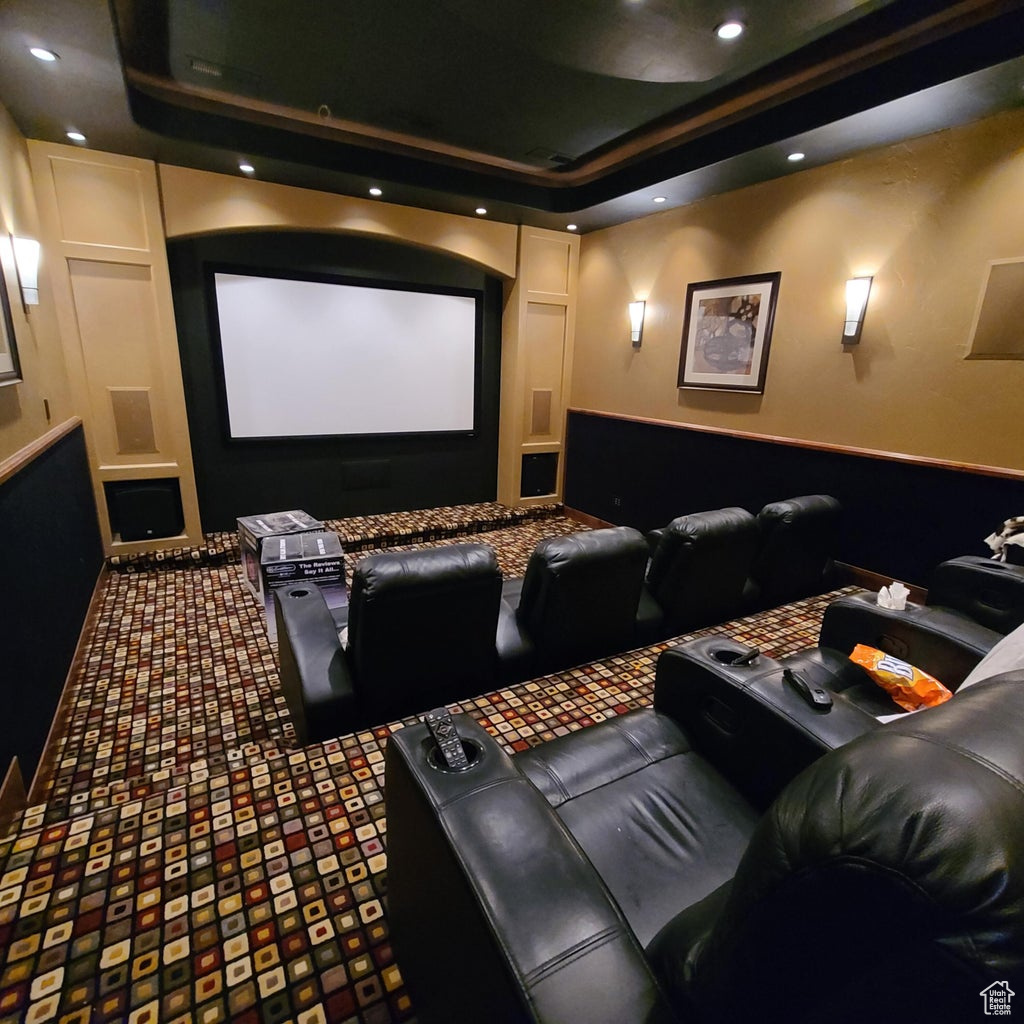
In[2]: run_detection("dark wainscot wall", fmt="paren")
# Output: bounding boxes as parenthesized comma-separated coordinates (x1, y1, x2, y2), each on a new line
(0, 424, 103, 786)
(168, 231, 503, 531)
(564, 410, 1024, 587)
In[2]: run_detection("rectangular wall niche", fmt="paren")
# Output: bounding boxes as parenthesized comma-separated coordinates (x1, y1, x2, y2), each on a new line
(967, 258, 1024, 359)
(521, 452, 558, 498)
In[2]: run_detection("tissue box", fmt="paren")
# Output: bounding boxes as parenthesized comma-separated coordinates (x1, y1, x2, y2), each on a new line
(237, 509, 325, 602)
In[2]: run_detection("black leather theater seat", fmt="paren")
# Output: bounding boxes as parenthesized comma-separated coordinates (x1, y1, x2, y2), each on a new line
(653, 589, 1008, 775)
(386, 651, 1024, 1024)
(497, 526, 650, 678)
(639, 495, 845, 642)
(275, 542, 501, 742)
(926, 554, 1024, 635)
(638, 506, 761, 642)
(746, 493, 842, 610)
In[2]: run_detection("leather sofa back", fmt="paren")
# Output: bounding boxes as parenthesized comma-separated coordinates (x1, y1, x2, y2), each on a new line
(517, 526, 649, 673)
(348, 543, 502, 723)
(646, 507, 760, 633)
(748, 494, 842, 609)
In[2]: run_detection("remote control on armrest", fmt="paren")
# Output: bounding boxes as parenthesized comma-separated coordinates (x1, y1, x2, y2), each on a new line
(783, 668, 833, 710)
(424, 707, 470, 770)
(733, 646, 760, 665)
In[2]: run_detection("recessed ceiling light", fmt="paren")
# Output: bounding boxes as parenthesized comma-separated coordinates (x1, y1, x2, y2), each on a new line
(475, 207, 487, 216)
(566, 224, 578, 232)
(238, 162, 255, 174)
(369, 187, 383, 197)
(653, 196, 667, 204)
(715, 20, 744, 40)
(30, 47, 59, 62)
(65, 130, 86, 143)
(787, 151, 806, 162)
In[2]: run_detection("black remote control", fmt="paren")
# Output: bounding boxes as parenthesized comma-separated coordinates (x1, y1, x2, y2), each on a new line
(733, 646, 760, 666)
(783, 668, 833, 710)
(424, 707, 470, 770)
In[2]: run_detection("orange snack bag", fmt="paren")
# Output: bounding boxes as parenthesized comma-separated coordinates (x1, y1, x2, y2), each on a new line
(849, 644, 953, 712)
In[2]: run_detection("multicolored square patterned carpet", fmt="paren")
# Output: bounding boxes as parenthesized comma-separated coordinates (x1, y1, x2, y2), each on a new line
(0, 504, 859, 1023)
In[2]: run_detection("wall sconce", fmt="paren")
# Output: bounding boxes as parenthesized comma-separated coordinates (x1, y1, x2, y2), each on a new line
(629, 300, 646, 348)
(842, 276, 872, 344)
(12, 237, 41, 309)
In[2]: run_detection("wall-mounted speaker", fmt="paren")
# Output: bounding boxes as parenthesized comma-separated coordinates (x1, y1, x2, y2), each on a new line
(520, 453, 558, 498)
(104, 478, 185, 542)
(530, 389, 553, 436)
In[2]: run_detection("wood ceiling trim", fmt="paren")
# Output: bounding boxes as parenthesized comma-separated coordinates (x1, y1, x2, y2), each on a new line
(122, 0, 1024, 193)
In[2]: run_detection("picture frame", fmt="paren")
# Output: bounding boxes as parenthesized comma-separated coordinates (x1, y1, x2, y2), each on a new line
(0, 235, 23, 386)
(677, 271, 781, 393)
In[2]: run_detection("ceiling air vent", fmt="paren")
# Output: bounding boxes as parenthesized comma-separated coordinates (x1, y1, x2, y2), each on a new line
(185, 56, 261, 95)
(525, 148, 576, 168)
(188, 56, 224, 78)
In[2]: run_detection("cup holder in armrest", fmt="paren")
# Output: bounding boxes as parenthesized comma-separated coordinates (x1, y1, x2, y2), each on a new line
(426, 739, 485, 773)
(711, 647, 757, 666)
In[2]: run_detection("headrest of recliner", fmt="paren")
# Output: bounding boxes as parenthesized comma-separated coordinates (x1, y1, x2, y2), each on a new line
(756, 494, 842, 531)
(665, 507, 758, 544)
(528, 526, 649, 574)
(352, 542, 500, 598)
(646, 508, 759, 595)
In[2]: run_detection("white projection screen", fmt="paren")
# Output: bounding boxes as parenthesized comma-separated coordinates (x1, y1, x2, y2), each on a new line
(213, 272, 478, 438)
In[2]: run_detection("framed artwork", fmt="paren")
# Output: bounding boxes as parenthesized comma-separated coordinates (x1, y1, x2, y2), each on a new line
(677, 271, 781, 393)
(0, 236, 23, 386)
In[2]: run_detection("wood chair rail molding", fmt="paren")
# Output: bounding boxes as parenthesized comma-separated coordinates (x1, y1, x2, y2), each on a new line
(568, 408, 1024, 482)
(0, 418, 83, 488)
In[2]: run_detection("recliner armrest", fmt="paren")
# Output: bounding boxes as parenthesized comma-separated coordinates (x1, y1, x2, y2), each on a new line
(275, 584, 357, 743)
(653, 640, 877, 809)
(385, 716, 678, 1024)
(927, 555, 1024, 635)
(818, 592, 1000, 689)
(645, 527, 668, 556)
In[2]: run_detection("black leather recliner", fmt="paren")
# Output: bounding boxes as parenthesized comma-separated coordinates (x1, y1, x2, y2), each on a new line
(497, 526, 650, 679)
(655, 586, 1007, 744)
(275, 542, 502, 742)
(722, 555, 1024, 721)
(925, 554, 1024, 635)
(745, 493, 842, 609)
(637, 507, 761, 642)
(386, 656, 1024, 1024)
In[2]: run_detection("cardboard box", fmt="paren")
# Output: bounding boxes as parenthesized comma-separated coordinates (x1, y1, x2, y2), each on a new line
(237, 509, 325, 601)
(260, 530, 345, 588)
(258, 529, 347, 642)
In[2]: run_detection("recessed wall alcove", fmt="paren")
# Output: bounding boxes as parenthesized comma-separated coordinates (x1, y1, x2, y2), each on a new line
(168, 230, 503, 531)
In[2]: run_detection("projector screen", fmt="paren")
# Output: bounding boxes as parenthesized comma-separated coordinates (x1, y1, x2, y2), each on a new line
(212, 271, 479, 439)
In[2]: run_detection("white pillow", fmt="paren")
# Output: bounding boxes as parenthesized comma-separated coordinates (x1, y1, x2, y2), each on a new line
(959, 621, 1024, 689)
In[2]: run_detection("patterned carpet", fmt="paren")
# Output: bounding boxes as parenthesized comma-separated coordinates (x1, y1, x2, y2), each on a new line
(0, 504, 857, 1024)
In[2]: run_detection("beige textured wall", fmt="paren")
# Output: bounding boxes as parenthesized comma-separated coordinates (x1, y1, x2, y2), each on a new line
(0, 103, 73, 463)
(572, 108, 1024, 472)
(158, 165, 519, 279)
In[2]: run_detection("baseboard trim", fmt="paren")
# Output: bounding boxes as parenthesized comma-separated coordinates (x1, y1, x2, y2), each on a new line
(28, 564, 109, 804)
(563, 506, 616, 530)
(0, 759, 26, 826)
